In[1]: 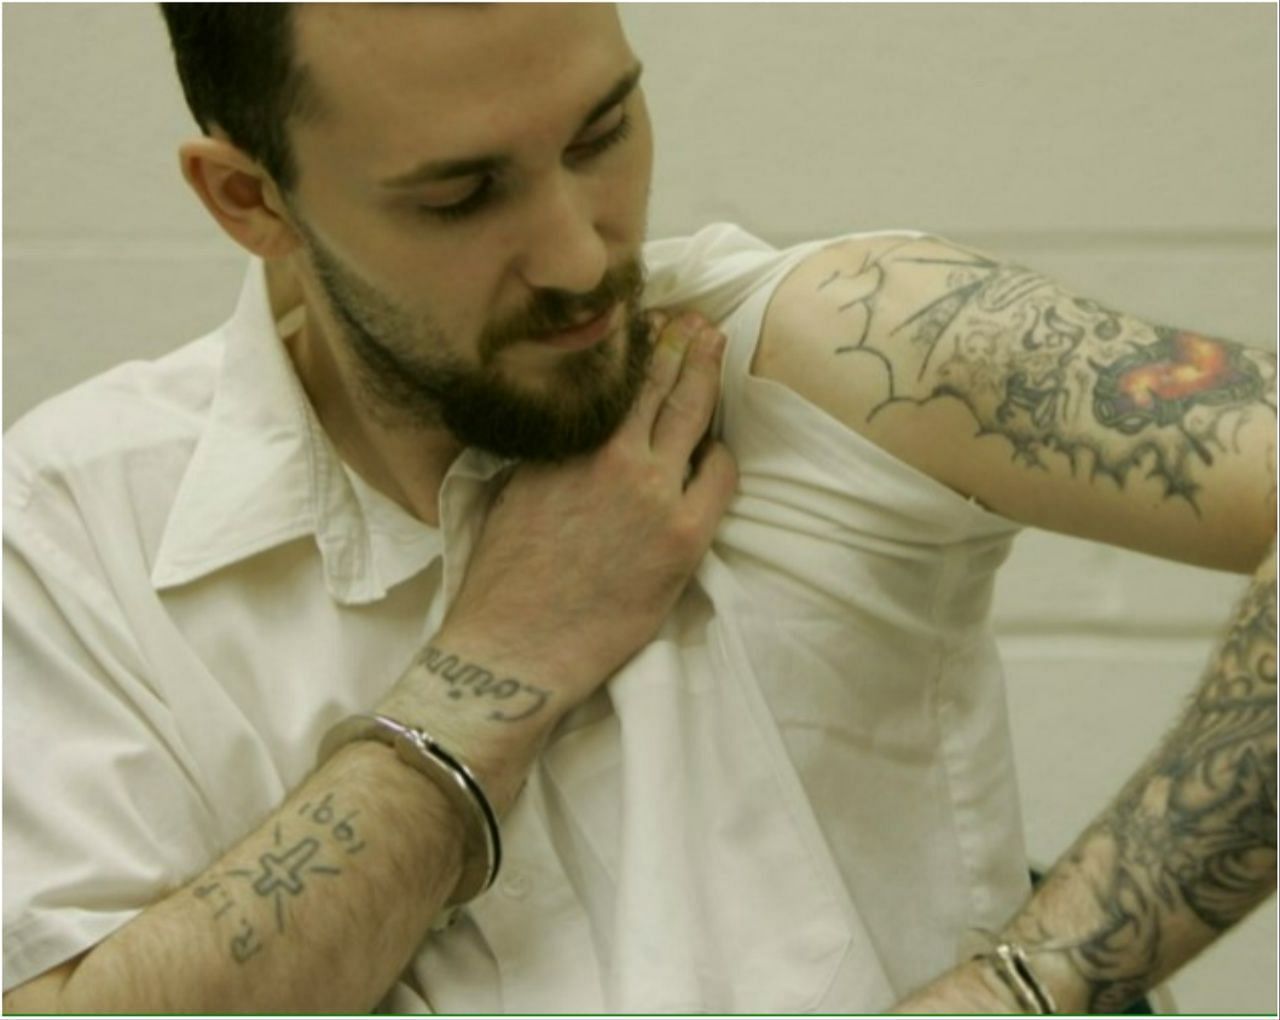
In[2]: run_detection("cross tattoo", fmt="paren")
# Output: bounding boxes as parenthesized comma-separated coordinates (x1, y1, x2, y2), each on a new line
(252, 837, 321, 897)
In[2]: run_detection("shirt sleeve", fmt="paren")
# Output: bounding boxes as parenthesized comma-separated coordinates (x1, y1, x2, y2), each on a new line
(647, 223, 1019, 550)
(3, 493, 218, 990)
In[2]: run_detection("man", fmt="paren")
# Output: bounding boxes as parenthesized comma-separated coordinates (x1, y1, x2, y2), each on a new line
(3, 4, 1274, 1014)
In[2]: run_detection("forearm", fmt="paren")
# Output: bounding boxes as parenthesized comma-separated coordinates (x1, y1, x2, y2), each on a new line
(5, 639, 558, 1015)
(4, 313, 733, 1015)
(895, 545, 1277, 1014)
(5, 741, 459, 1014)
(1003, 544, 1278, 1012)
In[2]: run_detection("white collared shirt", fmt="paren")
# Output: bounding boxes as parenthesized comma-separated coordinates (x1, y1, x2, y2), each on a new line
(4, 224, 1028, 1012)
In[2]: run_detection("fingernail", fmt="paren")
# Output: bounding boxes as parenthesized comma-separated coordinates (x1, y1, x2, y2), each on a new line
(703, 326, 726, 357)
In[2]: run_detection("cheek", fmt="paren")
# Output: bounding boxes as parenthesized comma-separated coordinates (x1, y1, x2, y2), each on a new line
(619, 110, 655, 232)
(366, 231, 499, 334)
(588, 99, 654, 243)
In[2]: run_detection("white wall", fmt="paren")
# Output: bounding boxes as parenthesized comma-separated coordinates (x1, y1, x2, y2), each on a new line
(4, 3, 1276, 1011)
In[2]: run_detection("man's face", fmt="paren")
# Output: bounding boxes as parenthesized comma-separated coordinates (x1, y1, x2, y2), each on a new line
(283, 4, 655, 460)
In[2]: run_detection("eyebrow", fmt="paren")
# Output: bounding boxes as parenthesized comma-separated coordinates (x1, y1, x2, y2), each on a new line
(379, 62, 645, 191)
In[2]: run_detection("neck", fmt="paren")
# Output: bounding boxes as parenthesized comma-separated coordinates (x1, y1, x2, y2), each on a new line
(266, 259, 464, 527)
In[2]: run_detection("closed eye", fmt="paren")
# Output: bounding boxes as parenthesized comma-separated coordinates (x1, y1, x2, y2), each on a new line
(420, 104, 635, 224)
(419, 176, 496, 223)
(567, 109, 633, 162)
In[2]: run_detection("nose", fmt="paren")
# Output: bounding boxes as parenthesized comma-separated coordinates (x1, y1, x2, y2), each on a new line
(515, 172, 609, 296)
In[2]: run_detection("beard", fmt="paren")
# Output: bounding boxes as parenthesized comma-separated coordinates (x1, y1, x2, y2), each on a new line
(299, 226, 653, 462)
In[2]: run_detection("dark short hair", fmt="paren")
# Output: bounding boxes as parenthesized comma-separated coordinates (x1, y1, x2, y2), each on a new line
(159, 3, 321, 192)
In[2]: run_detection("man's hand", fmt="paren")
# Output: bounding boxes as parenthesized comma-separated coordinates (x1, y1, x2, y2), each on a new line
(380, 309, 737, 806)
(448, 308, 735, 692)
(2, 311, 736, 1016)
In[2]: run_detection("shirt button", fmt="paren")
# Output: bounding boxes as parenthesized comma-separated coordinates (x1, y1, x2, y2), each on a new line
(500, 868, 532, 900)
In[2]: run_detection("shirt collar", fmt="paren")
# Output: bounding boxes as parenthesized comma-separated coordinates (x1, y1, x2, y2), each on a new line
(150, 260, 510, 605)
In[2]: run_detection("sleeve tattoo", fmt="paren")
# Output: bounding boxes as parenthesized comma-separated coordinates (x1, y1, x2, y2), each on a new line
(809, 238, 1276, 1009)
(816, 239, 1277, 512)
(1014, 556, 1277, 1011)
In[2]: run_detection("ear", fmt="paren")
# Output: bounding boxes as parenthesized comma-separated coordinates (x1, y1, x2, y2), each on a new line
(178, 137, 301, 260)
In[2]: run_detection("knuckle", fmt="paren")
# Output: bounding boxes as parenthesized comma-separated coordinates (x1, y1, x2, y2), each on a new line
(667, 367, 718, 411)
(586, 432, 637, 476)
(595, 438, 638, 477)
(656, 311, 709, 353)
(675, 310, 707, 333)
(645, 350, 682, 391)
(647, 308, 672, 333)
(668, 505, 710, 553)
(722, 454, 740, 489)
(697, 322, 726, 347)
(632, 460, 668, 501)
(660, 389, 697, 421)
(657, 319, 693, 348)
(683, 351, 722, 390)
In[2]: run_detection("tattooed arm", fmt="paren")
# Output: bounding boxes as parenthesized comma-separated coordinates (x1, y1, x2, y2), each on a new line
(2, 315, 736, 1014)
(756, 236, 1276, 1010)
(757, 234, 1275, 570)
(894, 543, 1277, 1013)
(2, 727, 483, 1015)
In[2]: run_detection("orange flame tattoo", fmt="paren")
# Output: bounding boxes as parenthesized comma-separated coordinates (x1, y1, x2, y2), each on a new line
(1094, 330, 1261, 434)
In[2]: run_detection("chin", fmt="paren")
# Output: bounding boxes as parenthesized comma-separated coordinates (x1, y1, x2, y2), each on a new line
(444, 317, 651, 461)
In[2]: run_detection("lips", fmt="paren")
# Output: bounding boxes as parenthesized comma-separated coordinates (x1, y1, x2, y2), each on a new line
(538, 304, 620, 351)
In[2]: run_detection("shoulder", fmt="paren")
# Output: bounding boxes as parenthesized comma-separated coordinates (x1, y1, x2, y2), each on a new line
(753, 232, 972, 476)
(5, 336, 221, 514)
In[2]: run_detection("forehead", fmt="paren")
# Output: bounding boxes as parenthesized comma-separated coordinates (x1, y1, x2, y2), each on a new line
(291, 4, 634, 172)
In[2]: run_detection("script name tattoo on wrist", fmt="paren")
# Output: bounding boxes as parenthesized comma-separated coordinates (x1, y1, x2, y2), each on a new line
(417, 646, 551, 722)
(193, 790, 366, 962)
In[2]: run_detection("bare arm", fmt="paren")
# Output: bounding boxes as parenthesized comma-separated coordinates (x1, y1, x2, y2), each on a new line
(755, 234, 1276, 1010)
(757, 234, 1276, 571)
(3, 312, 737, 1015)
(895, 543, 1277, 1013)
(3, 739, 468, 1015)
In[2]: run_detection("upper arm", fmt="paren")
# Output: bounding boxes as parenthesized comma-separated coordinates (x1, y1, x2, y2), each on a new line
(755, 234, 1276, 572)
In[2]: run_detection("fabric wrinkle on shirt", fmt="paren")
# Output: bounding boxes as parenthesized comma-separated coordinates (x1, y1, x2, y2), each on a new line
(4, 223, 1030, 1013)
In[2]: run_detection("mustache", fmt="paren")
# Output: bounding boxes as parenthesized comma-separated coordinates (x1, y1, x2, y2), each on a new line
(482, 259, 647, 355)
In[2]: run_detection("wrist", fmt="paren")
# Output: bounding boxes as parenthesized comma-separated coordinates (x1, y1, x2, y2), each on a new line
(999, 919, 1097, 1014)
(375, 632, 573, 812)
(318, 714, 501, 906)
(972, 935, 1060, 1014)
(894, 957, 1027, 1014)
(431, 615, 615, 698)
(965, 956, 1032, 1013)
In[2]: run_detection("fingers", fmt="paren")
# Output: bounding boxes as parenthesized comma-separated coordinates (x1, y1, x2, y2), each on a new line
(649, 321, 725, 465)
(682, 441, 739, 534)
(627, 311, 708, 433)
